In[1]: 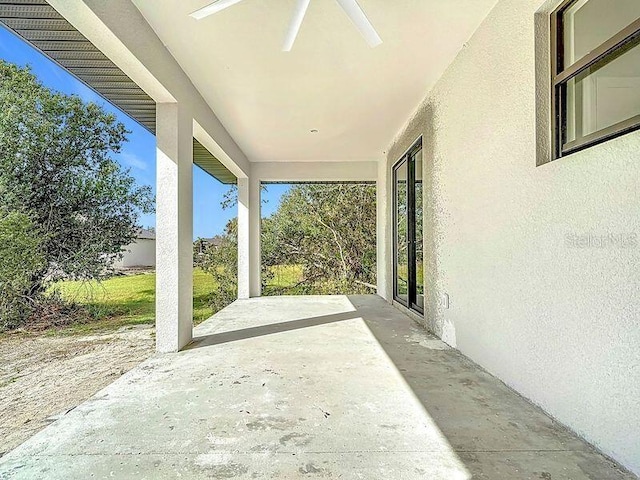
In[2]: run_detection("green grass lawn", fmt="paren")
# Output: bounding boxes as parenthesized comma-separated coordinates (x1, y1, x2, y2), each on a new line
(52, 269, 215, 334)
(52, 266, 300, 334)
(50, 264, 368, 334)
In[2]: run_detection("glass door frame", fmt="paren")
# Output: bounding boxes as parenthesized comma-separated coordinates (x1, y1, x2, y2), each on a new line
(392, 138, 424, 315)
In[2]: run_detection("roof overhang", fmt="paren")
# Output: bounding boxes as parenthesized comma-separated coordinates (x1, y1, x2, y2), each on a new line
(0, 0, 236, 184)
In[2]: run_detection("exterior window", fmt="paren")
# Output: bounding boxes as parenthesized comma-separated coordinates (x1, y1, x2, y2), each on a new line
(551, 0, 640, 159)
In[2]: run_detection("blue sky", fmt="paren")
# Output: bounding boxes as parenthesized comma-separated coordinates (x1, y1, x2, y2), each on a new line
(0, 26, 288, 239)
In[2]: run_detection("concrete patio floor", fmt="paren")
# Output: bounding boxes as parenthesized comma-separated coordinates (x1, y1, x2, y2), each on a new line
(0, 295, 634, 479)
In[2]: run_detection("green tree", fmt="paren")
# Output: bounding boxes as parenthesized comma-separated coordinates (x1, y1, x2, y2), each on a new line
(0, 210, 46, 329)
(262, 184, 377, 294)
(199, 182, 376, 314)
(197, 219, 238, 313)
(0, 60, 153, 289)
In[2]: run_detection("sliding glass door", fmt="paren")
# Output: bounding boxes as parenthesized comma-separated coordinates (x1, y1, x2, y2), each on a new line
(393, 139, 423, 314)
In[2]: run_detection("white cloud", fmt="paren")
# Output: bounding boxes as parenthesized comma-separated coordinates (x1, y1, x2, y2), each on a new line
(118, 152, 148, 171)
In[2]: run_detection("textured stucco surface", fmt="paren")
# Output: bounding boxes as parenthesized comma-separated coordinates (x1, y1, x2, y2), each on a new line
(155, 103, 194, 353)
(386, 0, 640, 474)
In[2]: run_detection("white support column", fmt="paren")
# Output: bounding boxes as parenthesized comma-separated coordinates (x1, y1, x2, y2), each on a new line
(249, 176, 262, 297)
(377, 157, 391, 301)
(155, 103, 193, 353)
(237, 177, 250, 299)
(237, 175, 262, 299)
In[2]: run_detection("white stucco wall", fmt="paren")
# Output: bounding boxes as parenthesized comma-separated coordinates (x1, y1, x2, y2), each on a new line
(115, 238, 156, 268)
(386, 0, 640, 474)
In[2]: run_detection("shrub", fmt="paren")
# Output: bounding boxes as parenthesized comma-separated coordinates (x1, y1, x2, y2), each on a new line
(199, 223, 238, 314)
(0, 210, 46, 330)
(24, 291, 92, 332)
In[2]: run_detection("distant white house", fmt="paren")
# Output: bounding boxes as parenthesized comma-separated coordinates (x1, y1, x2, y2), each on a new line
(113, 228, 156, 269)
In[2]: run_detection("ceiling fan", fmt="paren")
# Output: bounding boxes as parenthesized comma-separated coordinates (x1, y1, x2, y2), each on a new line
(190, 0, 382, 52)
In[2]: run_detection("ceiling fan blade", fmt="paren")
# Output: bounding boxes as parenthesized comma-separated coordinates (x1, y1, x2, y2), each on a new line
(282, 0, 311, 52)
(334, 0, 382, 47)
(190, 0, 245, 20)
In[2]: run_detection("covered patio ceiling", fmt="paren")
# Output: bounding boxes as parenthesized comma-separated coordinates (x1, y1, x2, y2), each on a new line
(0, 0, 237, 184)
(132, 0, 498, 163)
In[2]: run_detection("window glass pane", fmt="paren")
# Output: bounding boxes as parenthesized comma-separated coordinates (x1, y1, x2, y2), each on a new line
(563, 0, 640, 69)
(413, 149, 424, 310)
(394, 160, 408, 304)
(564, 37, 640, 145)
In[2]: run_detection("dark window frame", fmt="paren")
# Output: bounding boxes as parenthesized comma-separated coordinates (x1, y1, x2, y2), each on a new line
(392, 137, 424, 315)
(392, 158, 408, 309)
(550, 0, 640, 159)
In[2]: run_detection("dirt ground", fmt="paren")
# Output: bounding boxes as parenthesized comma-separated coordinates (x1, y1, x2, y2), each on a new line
(0, 325, 155, 456)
